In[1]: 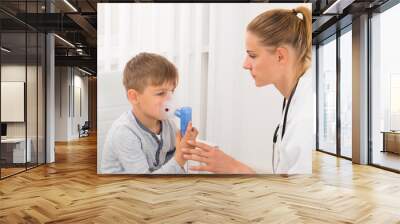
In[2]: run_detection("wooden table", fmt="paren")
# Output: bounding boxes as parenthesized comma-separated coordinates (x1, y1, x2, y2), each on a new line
(381, 131, 400, 154)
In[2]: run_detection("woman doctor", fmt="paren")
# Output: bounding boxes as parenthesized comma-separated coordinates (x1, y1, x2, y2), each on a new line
(181, 6, 313, 174)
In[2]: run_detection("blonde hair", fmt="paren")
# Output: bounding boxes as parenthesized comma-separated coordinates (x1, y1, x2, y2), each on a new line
(247, 6, 312, 75)
(123, 52, 178, 93)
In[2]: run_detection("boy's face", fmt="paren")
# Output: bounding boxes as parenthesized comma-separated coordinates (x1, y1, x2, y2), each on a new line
(129, 82, 176, 121)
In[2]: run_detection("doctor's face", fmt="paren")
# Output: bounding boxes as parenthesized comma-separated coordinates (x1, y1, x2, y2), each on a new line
(243, 31, 280, 87)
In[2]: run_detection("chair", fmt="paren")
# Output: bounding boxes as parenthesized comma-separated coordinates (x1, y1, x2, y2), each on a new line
(78, 121, 90, 138)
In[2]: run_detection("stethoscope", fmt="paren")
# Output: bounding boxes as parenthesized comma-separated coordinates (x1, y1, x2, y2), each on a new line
(272, 79, 299, 174)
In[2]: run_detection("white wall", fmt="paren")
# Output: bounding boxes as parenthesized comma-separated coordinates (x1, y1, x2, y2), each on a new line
(1, 65, 41, 138)
(97, 3, 312, 173)
(1, 82, 24, 122)
(55, 67, 68, 141)
(54, 67, 89, 141)
(71, 73, 89, 138)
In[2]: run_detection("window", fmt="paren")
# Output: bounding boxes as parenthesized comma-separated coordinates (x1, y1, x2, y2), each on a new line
(371, 3, 400, 171)
(318, 36, 337, 155)
(390, 74, 400, 130)
(339, 28, 352, 158)
(0, 1, 46, 179)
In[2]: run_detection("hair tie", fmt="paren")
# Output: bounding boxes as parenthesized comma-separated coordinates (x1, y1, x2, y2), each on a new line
(296, 12, 304, 20)
(292, 9, 303, 20)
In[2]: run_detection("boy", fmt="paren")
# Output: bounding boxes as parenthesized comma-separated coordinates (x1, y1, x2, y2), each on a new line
(100, 52, 198, 174)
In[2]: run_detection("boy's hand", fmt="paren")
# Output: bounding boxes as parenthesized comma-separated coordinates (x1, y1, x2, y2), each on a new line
(175, 122, 199, 167)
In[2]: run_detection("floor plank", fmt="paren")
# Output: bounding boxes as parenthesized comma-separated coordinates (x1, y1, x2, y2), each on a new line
(0, 134, 400, 223)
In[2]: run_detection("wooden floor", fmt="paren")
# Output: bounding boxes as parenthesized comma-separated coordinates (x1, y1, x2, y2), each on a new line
(1, 163, 46, 178)
(1, 134, 400, 223)
(0, 167, 26, 178)
(373, 151, 400, 171)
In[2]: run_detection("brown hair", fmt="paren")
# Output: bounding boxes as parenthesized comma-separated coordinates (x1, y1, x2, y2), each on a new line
(247, 6, 312, 75)
(123, 52, 178, 93)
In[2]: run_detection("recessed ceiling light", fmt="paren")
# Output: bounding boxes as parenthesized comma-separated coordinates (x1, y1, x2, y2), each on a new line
(54, 34, 75, 48)
(78, 67, 92, 76)
(63, 0, 78, 12)
(1, 47, 11, 53)
(323, 0, 354, 15)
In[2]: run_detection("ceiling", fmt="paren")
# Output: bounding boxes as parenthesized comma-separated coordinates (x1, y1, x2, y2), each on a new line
(0, 0, 395, 75)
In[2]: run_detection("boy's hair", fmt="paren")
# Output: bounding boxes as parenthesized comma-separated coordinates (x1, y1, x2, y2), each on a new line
(123, 52, 178, 93)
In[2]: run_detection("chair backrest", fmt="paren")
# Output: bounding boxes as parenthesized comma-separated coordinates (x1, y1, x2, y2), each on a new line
(82, 121, 90, 129)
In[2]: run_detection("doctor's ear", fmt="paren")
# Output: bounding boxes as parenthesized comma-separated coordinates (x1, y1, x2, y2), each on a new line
(275, 47, 289, 64)
(127, 89, 140, 105)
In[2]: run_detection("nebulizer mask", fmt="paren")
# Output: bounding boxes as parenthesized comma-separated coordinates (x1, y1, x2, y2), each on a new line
(160, 93, 192, 136)
(161, 93, 198, 173)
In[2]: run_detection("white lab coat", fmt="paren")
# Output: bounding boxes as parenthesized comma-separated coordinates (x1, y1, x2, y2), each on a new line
(273, 71, 314, 174)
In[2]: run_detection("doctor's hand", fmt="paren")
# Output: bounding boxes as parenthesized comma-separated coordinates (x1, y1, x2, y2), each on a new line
(182, 141, 255, 174)
(175, 122, 199, 167)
